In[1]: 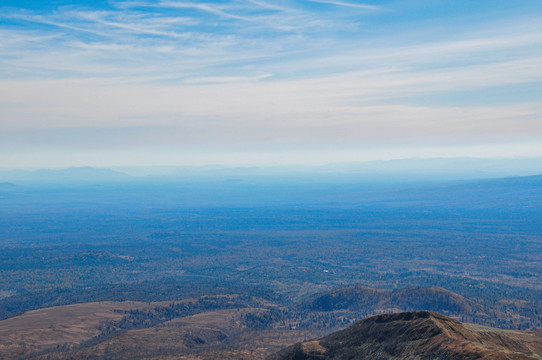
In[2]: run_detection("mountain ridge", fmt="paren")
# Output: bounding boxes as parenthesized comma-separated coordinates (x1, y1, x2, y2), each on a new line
(270, 311, 542, 360)
(302, 285, 483, 319)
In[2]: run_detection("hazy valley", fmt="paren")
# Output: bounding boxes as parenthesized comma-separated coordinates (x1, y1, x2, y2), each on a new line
(0, 165, 541, 358)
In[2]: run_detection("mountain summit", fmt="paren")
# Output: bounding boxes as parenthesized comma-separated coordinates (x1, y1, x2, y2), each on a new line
(269, 311, 542, 360)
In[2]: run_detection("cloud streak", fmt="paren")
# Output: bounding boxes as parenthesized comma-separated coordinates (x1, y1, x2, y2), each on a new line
(304, 0, 380, 10)
(1, 0, 541, 166)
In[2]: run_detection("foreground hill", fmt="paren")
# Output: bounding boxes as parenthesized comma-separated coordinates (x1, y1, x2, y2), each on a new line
(270, 311, 542, 360)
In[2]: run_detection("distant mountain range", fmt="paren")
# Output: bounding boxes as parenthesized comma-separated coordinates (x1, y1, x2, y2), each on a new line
(0, 163, 541, 213)
(0, 182, 18, 189)
(1, 157, 541, 184)
(0, 166, 132, 184)
(270, 311, 542, 360)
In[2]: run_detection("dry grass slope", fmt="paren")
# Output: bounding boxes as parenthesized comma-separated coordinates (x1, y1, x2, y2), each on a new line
(0, 301, 152, 359)
(270, 311, 542, 360)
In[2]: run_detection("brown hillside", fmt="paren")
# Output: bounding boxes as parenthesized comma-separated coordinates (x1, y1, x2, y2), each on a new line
(0, 301, 152, 359)
(270, 311, 542, 360)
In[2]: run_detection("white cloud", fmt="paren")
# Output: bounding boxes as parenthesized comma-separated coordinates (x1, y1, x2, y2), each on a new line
(1, 71, 541, 149)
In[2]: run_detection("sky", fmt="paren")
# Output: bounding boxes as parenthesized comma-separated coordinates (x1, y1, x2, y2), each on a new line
(1, 0, 542, 167)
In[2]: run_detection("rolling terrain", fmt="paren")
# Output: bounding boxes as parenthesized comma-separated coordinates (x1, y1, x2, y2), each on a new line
(0, 285, 540, 359)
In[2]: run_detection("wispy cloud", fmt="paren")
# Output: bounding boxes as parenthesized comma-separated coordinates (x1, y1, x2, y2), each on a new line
(148, 1, 254, 22)
(1, 0, 541, 165)
(243, 0, 294, 12)
(185, 74, 272, 84)
(305, 0, 380, 10)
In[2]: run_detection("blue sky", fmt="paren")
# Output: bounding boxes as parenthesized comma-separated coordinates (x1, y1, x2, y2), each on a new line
(1, 0, 541, 167)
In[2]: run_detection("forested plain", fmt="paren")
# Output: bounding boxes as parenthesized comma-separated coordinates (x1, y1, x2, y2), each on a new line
(0, 171, 541, 358)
